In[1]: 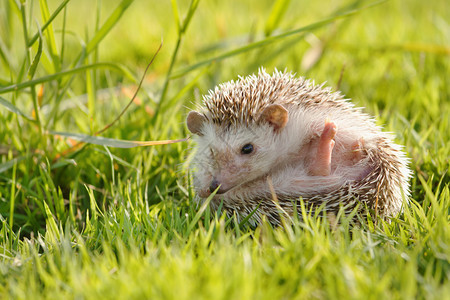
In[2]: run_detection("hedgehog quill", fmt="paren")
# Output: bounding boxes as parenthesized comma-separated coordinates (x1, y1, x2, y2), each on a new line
(186, 69, 411, 225)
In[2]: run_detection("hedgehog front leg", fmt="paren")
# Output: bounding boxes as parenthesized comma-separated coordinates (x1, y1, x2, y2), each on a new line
(308, 119, 337, 176)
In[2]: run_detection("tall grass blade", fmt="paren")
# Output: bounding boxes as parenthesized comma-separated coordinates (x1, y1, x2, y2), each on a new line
(85, 0, 134, 54)
(38, 0, 60, 71)
(27, 35, 43, 80)
(180, 0, 200, 34)
(157, 0, 200, 113)
(0, 37, 13, 74)
(264, 0, 291, 37)
(85, 59, 96, 131)
(28, 0, 71, 47)
(170, 0, 181, 34)
(9, 161, 17, 230)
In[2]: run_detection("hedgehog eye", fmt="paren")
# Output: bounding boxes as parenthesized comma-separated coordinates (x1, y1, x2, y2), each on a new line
(241, 143, 254, 155)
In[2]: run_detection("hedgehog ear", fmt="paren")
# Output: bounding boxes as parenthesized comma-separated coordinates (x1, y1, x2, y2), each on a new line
(258, 104, 288, 131)
(187, 111, 206, 136)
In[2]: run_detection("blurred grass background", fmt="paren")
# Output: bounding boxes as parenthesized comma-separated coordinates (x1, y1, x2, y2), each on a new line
(0, 0, 449, 298)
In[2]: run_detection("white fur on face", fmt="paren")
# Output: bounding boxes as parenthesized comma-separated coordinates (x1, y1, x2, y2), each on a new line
(192, 121, 297, 194)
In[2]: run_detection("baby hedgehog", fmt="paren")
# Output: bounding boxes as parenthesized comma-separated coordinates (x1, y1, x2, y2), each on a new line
(186, 69, 411, 225)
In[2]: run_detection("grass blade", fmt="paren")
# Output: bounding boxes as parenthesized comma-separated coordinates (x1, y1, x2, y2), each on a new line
(0, 35, 13, 73)
(85, 0, 134, 54)
(180, 0, 200, 34)
(9, 161, 17, 231)
(38, 0, 60, 71)
(0, 96, 34, 121)
(28, 0, 71, 47)
(0, 157, 25, 174)
(27, 35, 43, 80)
(170, 0, 181, 34)
(156, 0, 200, 114)
(0, 62, 135, 94)
(264, 0, 291, 36)
(186, 191, 214, 234)
(238, 203, 261, 227)
(50, 131, 189, 148)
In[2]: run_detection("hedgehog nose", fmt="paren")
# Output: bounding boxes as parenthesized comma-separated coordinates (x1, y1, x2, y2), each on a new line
(209, 179, 222, 194)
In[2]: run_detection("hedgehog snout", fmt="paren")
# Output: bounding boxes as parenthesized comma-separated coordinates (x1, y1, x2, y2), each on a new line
(209, 178, 227, 194)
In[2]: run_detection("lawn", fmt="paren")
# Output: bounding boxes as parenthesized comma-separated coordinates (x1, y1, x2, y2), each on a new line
(0, 0, 449, 298)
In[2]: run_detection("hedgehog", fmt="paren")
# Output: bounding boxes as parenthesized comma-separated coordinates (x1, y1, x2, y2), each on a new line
(186, 68, 411, 225)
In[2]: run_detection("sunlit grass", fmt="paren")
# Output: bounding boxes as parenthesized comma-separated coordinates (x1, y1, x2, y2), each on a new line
(0, 0, 449, 298)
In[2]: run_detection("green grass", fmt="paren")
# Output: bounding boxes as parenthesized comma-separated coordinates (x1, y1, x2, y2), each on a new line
(0, 0, 449, 298)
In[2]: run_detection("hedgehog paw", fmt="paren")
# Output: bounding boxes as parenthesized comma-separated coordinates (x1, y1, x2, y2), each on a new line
(308, 119, 337, 176)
